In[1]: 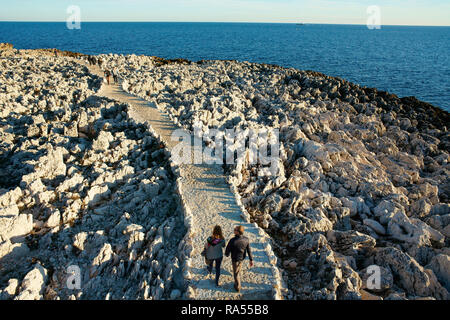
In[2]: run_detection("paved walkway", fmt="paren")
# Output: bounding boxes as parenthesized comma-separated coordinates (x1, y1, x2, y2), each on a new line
(85, 63, 284, 300)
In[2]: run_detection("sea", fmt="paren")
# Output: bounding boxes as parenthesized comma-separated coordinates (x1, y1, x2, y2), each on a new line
(0, 22, 449, 112)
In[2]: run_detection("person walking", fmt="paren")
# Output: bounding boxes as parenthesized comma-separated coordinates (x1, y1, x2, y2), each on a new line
(225, 225, 253, 292)
(104, 69, 111, 85)
(112, 67, 119, 84)
(203, 225, 226, 287)
(97, 58, 103, 69)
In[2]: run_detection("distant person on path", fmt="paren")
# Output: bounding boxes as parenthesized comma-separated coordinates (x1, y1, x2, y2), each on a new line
(104, 70, 111, 85)
(97, 58, 103, 69)
(112, 68, 119, 83)
(203, 225, 226, 287)
(225, 225, 253, 292)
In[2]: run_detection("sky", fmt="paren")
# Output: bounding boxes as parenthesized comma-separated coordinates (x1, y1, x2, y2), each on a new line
(1, 0, 449, 26)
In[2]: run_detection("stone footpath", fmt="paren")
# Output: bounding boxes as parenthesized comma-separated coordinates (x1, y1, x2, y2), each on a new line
(86, 63, 285, 300)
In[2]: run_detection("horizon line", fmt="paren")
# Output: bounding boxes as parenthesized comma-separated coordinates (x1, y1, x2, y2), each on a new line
(0, 20, 449, 27)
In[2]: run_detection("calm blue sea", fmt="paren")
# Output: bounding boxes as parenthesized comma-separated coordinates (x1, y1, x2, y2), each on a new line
(0, 22, 449, 111)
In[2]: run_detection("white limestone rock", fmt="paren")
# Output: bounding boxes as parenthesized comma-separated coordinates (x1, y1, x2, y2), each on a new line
(0, 240, 30, 260)
(45, 209, 61, 228)
(15, 264, 48, 300)
(426, 254, 450, 291)
(326, 230, 376, 256)
(0, 279, 19, 300)
(86, 184, 111, 208)
(21, 146, 67, 186)
(90, 243, 114, 278)
(92, 131, 114, 151)
(0, 187, 23, 208)
(363, 219, 386, 235)
(374, 247, 448, 299)
(0, 205, 19, 217)
(0, 214, 33, 242)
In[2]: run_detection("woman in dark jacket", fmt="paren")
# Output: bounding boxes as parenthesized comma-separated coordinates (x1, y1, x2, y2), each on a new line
(204, 225, 226, 287)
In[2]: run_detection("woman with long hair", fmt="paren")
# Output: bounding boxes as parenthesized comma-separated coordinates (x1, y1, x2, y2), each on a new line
(204, 225, 226, 287)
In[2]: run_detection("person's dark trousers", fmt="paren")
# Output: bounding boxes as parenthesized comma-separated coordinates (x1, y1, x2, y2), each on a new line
(207, 257, 223, 286)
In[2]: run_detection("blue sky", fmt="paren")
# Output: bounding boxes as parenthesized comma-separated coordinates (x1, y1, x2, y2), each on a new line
(1, 0, 449, 26)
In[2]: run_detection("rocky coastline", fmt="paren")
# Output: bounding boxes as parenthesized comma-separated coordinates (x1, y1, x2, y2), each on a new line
(0, 44, 186, 300)
(0, 43, 449, 300)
